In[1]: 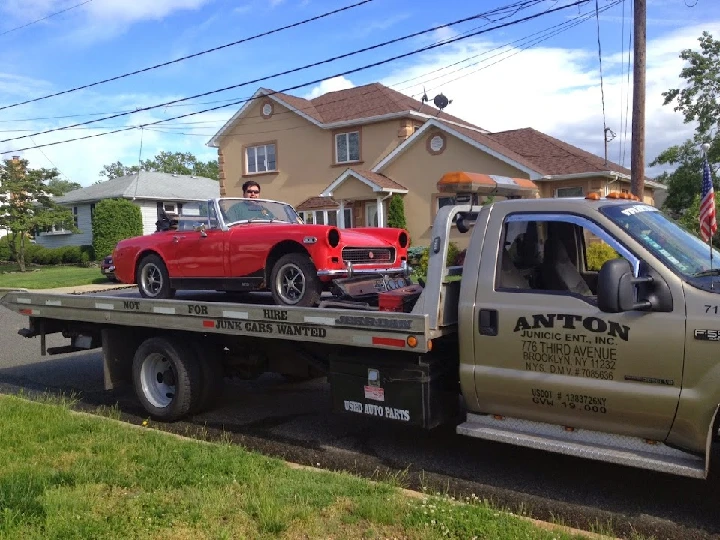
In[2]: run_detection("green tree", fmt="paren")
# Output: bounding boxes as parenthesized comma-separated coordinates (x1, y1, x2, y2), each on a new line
(92, 199, 143, 259)
(653, 31, 720, 222)
(387, 194, 407, 230)
(0, 158, 75, 271)
(98, 151, 219, 181)
(46, 177, 82, 196)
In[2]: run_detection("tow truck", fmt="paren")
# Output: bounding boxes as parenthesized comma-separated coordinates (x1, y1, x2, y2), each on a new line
(4, 171, 720, 480)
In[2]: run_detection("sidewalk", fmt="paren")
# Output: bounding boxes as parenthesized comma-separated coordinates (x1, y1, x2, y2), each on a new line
(33, 283, 137, 295)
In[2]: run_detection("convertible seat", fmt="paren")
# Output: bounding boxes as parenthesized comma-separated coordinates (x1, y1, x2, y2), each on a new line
(541, 223, 592, 296)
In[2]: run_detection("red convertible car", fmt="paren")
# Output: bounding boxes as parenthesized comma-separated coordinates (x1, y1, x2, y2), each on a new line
(112, 198, 410, 307)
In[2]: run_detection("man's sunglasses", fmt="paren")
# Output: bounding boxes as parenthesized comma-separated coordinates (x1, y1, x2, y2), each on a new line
(245, 189, 260, 194)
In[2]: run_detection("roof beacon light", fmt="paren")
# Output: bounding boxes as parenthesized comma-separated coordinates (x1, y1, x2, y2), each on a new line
(437, 171, 538, 198)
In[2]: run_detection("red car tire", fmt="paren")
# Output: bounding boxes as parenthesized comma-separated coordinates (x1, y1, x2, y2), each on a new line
(270, 253, 321, 307)
(136, 254, 175, 300)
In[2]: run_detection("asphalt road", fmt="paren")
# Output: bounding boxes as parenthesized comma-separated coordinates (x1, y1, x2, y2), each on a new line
(2, 293, 720, 539)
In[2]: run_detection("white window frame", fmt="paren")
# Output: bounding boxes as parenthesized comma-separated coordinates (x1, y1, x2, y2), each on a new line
(301, 209, 352, 228)
(334, 131, 360, 164)
(555, 186, 584, 198)
(245, 143, 277, 174)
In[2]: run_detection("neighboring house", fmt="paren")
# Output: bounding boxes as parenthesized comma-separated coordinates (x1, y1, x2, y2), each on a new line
(208, 82, 665, 245)
(35, 171, 219, 248)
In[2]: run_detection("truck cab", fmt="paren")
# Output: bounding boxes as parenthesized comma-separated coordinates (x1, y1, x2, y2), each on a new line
(434, 172, 720, 477)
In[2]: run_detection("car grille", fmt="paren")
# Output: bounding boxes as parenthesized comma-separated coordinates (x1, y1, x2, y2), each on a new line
(342, 247, 395, 264)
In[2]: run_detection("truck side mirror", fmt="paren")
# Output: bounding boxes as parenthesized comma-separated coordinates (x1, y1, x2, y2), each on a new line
(597, 258, 653, 313)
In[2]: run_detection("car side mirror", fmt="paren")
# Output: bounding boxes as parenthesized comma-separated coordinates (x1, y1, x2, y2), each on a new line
(597, 258, 653, 313)
(195, 223, 207, 237)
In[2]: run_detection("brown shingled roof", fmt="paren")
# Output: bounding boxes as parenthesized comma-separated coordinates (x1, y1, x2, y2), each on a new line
(487, 127, 635, 177)
(296, 196, 338, 211)
(348, 168, 407, 191)
(270, 83, 481, 129)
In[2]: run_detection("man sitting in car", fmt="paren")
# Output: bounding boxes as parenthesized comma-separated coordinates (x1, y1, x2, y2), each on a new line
(223, 181, 276, 222)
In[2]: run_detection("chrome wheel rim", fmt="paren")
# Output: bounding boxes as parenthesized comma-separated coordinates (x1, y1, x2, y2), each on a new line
(140, 352, 175, 408)
(275, 262, 306, 305)
(140, 263, 163, 297)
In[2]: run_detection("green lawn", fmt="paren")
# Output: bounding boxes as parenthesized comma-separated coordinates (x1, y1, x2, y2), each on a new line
(0, 263, 109, 289)
(0, 394, 592, 540)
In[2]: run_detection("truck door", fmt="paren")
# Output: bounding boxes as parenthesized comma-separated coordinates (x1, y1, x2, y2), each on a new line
(472, 210, 686, 441)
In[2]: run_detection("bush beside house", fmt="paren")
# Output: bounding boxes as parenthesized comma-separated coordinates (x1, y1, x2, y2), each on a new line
(92, 199, 143, 259)
(0, 236, 94, 265)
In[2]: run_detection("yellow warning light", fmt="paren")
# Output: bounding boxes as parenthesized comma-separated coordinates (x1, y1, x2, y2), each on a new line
(407, 336, 418, 348)
(606, 192, 620, 199)
(585, 192, 601, 200)
(493, 414, 504, 420)
(427, 339, 433, 351)
(436, 171, 539, 198)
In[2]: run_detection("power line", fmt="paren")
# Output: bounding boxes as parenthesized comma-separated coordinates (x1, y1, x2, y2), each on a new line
(143, 2, 620, 137)
(1, 0, 591, 155)
(4, 0, 613, 140)
(0, 0, 93, 38)
(0, 0, 548, 145)
(0, 0, 375, 113)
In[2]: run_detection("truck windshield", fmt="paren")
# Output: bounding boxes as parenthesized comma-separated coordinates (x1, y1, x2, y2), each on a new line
(600, 203, 720, 278)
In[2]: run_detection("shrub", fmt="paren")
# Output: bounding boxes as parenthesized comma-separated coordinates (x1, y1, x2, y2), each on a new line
(387, 194, 407, 231)
(408, 242, 460, 278)
(92, 198, 143, 259)
(586, 241, 619, 271)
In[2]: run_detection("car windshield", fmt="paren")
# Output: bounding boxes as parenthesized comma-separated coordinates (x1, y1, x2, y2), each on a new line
(218, 198, 300, 225)
(600, 203, 720, 278)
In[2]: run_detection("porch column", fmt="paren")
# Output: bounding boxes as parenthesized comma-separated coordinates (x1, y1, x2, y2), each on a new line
(376, 196, 385, 227)
(338, 200, 345, 228)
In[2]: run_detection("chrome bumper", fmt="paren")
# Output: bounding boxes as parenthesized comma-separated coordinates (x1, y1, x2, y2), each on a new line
(318, 260, 409, 277)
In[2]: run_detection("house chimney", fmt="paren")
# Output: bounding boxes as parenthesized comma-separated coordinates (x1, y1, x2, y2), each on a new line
(12, 155, 19, 162)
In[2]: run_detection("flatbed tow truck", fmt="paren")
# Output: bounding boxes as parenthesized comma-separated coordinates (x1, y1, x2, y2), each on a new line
(5, 171, 720, 480)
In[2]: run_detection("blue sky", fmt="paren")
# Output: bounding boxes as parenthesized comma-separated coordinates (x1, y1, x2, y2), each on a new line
(0, 0, 718, 186)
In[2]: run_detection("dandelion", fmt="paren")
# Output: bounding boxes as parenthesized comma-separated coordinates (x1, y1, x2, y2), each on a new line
(142, 420, 148, 427)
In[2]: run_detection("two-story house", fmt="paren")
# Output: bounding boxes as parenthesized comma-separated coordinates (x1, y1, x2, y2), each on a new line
(208, 83, 664, 244)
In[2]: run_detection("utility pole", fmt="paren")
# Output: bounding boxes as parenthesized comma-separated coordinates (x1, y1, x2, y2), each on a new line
(630, 0, 646, 198)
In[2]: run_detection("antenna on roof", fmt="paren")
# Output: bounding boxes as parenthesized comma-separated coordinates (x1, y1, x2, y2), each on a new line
(421, 87, 429, 104)
(433, 93, 452, 114)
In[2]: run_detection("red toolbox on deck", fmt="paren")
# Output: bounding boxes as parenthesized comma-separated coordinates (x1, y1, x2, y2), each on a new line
(378, 285, 424, 312)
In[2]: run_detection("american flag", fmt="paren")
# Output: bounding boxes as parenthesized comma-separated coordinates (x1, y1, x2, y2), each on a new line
(700, 155, 717, 242)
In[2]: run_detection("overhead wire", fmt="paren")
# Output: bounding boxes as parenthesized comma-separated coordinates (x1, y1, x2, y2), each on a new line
(594, 0, 609, 163)
(0, 0, 93, 38)
(0, 0, 570, 146)
(0, 0, 376, 112)
(1, 0, 593, 155)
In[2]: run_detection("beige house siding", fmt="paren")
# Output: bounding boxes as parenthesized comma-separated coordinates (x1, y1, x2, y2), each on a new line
(217, 99, 407, 206)
(381, 130, 528, 245)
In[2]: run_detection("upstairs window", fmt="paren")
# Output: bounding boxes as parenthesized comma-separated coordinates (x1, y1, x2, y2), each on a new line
(555, 186, 583, 198)
(246, 143, 277, 174)
(335, 131, 360, 163)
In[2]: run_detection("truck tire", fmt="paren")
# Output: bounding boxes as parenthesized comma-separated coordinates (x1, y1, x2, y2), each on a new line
(190, 341, 225, 414)
(132, 336, 202, 421)
(270, 253, 321, 307)
(137, 254, 175, 299)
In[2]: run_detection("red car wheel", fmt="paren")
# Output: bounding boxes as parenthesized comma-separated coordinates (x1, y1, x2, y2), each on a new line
(270, 253, 321, 307)
(136, 254, 175, 299)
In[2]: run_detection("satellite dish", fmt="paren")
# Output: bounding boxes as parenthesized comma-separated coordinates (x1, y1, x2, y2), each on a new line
(433, 93, 452, 111)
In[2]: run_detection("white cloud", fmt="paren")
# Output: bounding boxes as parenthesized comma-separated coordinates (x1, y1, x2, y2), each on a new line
(0, 0, 215, 43)
(381, 21, 719, 177)
(303, 76, 355, 99)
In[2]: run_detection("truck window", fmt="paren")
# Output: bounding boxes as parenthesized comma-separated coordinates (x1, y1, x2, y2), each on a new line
(496, 216, 630, 298)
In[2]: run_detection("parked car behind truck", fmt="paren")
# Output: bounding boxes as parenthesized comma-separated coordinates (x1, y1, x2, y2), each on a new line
(6, 171, 720, 480)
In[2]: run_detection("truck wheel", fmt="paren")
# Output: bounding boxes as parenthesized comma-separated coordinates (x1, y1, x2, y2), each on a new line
(270, 253, 321, 307)
(137, 254, 175, 299)
(190, 341, 225, 414)
(132, 336, 201, 421)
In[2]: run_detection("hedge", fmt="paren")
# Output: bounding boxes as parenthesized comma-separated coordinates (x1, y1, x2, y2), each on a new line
(586, 241, 619, 271)
(92, 198, 143, 259)
(408, 242, 460, 277)
(0, 236, 94, 265)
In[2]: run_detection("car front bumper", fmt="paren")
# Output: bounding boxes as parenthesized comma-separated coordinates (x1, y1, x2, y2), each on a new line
(317, 260, 409, 278)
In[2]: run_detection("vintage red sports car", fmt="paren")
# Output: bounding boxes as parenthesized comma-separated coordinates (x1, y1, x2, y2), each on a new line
(112, 198, 410, 306)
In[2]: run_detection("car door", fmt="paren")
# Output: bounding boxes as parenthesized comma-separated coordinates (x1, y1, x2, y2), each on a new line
(172, 202, 225, 278)
(472, 209, 686, 441)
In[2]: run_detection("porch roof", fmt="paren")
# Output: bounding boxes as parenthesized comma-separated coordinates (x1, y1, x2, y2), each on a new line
(321, 167, 407, 198)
